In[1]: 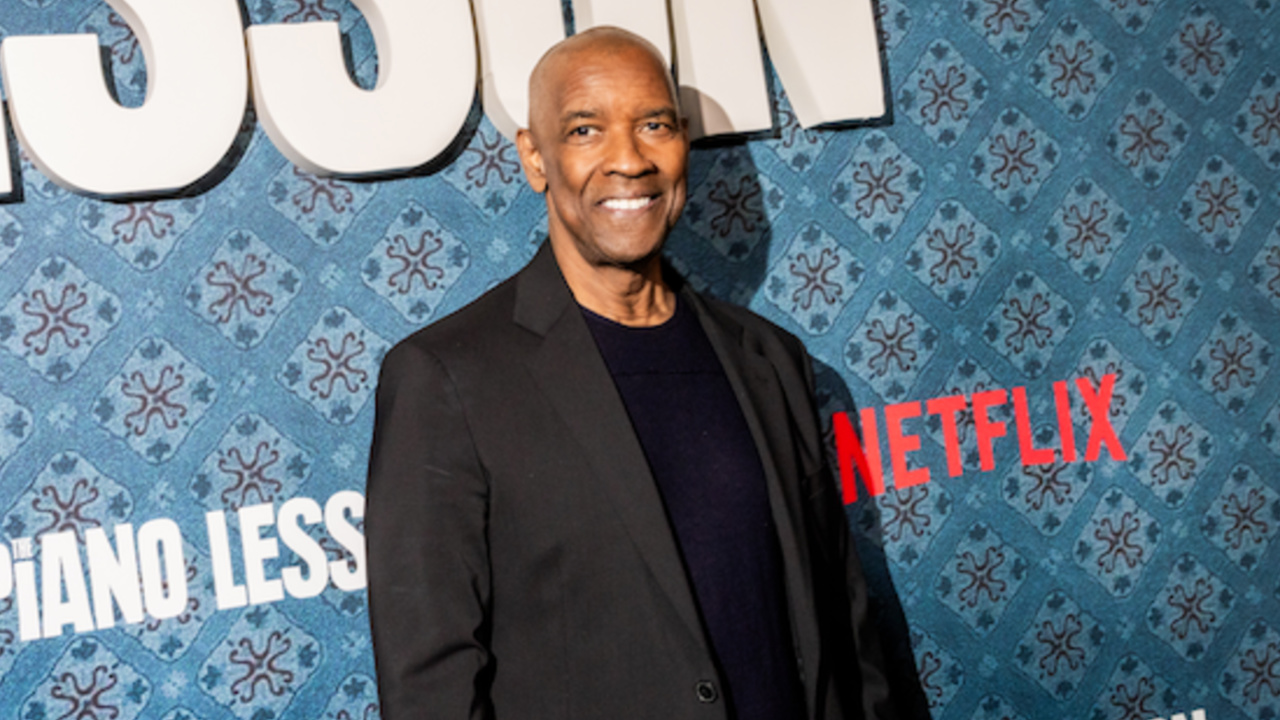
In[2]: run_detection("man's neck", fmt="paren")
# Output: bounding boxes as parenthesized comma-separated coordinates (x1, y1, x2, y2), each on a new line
(550, 241, 676, 327)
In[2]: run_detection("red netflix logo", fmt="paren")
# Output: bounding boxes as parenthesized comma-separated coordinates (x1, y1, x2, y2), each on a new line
(833, 374, 1128, 504)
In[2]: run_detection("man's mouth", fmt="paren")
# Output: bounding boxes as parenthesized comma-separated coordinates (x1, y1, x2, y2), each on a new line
(600, 195, 657, 211)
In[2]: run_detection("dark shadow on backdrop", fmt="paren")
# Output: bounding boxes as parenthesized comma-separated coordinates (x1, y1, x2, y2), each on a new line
(667, 142, 931, 720)
(812, 360, 933, 720)
(0, 101, 24, 205)
(782, 5, 922, 683)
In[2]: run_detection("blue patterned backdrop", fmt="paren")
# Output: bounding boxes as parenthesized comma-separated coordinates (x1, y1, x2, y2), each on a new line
(0, 0, 1277, 718)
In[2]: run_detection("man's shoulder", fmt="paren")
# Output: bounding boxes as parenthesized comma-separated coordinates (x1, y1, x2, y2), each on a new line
(693, 290, 808, 364)
(382, 272, 524, 370)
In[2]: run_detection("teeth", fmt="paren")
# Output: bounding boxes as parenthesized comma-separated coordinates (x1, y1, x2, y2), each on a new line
(602, 196, 653, 211)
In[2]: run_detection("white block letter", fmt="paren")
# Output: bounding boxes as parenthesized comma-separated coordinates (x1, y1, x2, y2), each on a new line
(473, 0, 565, 140)
(0, 0, 247, 196)
(668, 0, 885, 139)
(247, 0, 475, 176)
(669, 0, 771, 139)
(205, 510, 248, 610)
(14, 555, 40, 642)
(325, 491, 367, 591)
(40, 531, 95, 637)
(755, 0, 884, 127)
(278, 497, 328, 600)
(85, 524, 145, 629)
(137, 518, 188, 621)
(239, 502, 284, 605)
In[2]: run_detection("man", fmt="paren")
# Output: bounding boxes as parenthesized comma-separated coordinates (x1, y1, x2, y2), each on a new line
(365, 27, 891, 720)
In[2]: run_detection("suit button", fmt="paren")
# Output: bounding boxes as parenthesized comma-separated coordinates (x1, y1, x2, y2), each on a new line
(695, 680, 718, 703)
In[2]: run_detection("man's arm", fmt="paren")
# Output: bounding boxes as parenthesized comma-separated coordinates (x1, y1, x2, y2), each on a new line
(365, 341, 493, 720)
(794, 343, 894, 720)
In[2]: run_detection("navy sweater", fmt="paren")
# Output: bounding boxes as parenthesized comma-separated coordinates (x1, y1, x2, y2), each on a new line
(582, 297, 805, 720)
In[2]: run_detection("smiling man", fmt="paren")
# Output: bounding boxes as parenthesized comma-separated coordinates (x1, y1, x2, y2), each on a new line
(365, 27, 892, 720)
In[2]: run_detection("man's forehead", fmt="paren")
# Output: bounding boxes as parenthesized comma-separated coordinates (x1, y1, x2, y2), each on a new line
(535, 27, 667, 80)
(550, 68, 679, 121)
(528, 28, 678, 127)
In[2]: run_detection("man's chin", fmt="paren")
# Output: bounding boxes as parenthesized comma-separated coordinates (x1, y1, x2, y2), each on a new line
(597, 242, 667, 270)
(571, 233, 667, 269)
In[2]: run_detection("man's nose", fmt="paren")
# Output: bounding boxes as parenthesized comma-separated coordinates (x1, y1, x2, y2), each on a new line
(602, 129, 654, 177)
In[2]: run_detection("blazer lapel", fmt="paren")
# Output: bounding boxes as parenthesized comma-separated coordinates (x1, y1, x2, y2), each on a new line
(515, 244, 710, 655)
(686, 289, 822, 714)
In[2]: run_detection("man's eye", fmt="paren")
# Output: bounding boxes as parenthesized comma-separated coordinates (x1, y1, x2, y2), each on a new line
(568, 126, 593, 137)
(643, 121, 677, 137)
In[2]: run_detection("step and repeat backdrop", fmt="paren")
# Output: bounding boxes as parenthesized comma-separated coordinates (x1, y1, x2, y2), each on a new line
(0, 0, 1277, 719)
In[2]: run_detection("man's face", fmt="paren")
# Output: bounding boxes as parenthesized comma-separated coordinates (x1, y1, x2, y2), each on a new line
(517, 43, 689, 268)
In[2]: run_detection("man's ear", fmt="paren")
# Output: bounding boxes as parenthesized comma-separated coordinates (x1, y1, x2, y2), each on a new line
(515, 128, 548, 193)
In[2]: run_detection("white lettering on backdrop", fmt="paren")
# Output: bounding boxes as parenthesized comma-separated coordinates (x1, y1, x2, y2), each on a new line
(0, 0, 884, 198)
(246, 0, 477, 176)
(1, 492, 366, 643)
(0, 0, 247, 196)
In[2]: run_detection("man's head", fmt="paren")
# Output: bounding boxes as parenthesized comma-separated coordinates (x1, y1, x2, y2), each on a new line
(516, 27, 689, 272)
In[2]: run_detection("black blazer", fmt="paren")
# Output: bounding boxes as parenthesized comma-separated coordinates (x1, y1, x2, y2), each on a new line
(365, 243, 891, 719)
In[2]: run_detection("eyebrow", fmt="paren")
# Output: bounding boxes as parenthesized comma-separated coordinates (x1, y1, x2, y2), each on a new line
(637, 107, 679, 122)
(559, 109, 600, 125)
(559, 106, 678, 124)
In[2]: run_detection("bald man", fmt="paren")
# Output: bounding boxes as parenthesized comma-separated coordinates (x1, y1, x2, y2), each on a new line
(365, 27, 892, 720)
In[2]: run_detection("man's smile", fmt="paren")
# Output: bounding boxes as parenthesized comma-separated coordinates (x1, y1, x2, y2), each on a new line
(598, 194, 659, 212)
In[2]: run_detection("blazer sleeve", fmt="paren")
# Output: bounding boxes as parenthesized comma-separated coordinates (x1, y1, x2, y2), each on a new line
(365, 341, 494, 720)
(794, 343, 895, 720)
